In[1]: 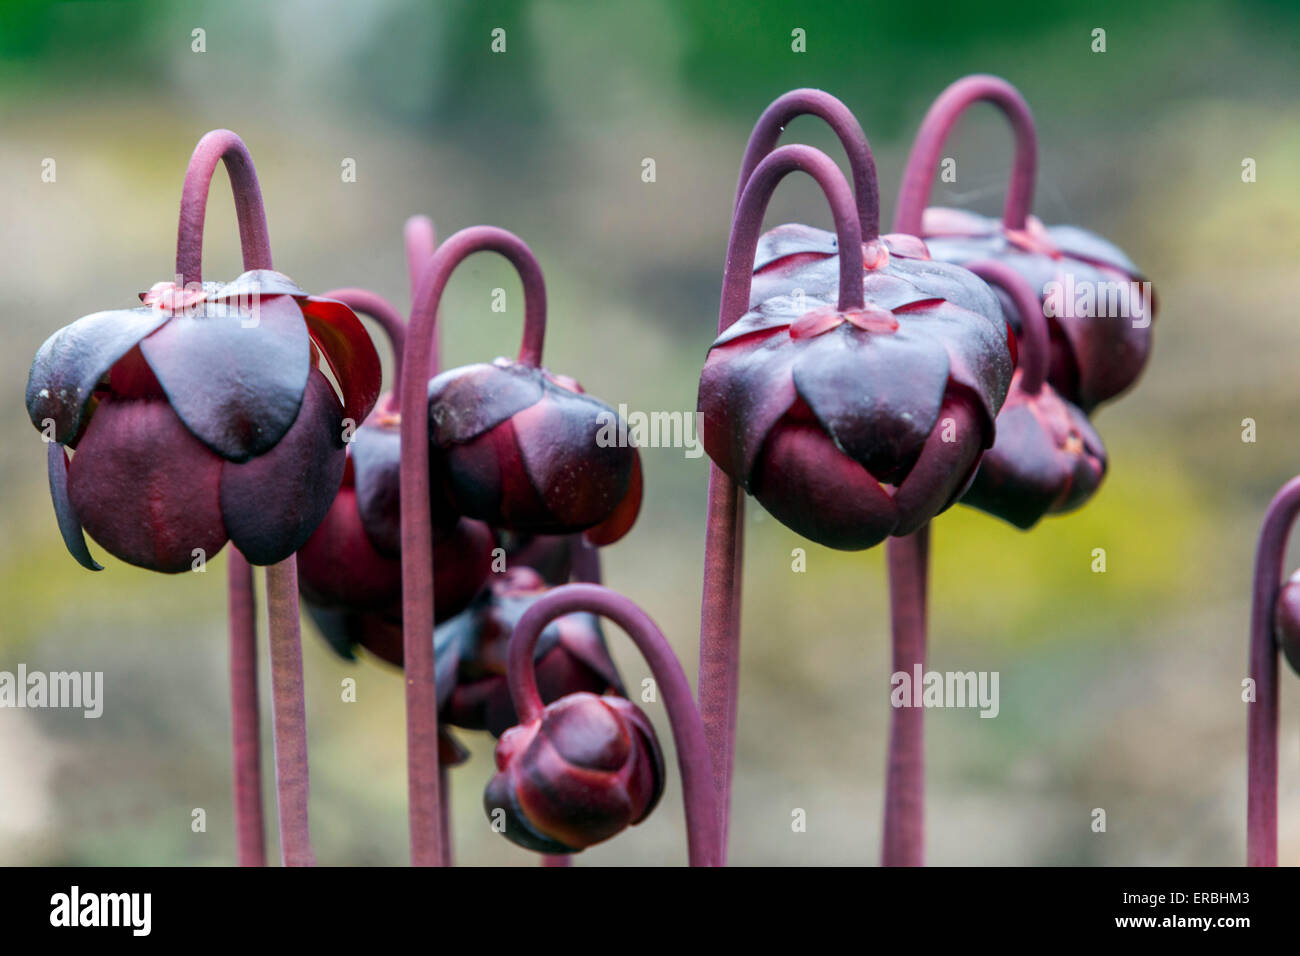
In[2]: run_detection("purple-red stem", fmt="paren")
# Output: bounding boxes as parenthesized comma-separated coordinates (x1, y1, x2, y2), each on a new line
(734, 88, 879, 241)
(401, 226, 548, 865)
(701, 144, 868, 860)
(965, 260, 1049, 395)
(882, 527, 928, 866)
(1247, 475, 1300, 866)
(226, 551, 266, 867)
(265, 558, 315, 866)
(893, 74, 1037, 236)
(176, 129, 291, 866)
(880, 78, 1035, 865)
(404, 215, 440, 373)
(509, 584, 722, 866)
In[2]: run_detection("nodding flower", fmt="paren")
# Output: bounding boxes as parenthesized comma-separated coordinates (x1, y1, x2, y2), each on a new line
(27, 270, 380, 572)
(699, 140, 1013, 551)
(958, 260, 1107, 529)
(896, 74, 1155, 412)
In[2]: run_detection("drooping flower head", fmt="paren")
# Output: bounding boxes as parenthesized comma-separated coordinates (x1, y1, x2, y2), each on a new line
(895, 74, 1155, 412)
(423, 228, 642, 546)
(958, 260, 1107, 528)
(484, 691, 664, 854)
(480, 583, 719, 864)
(699, 140, 1014, 550)
(27, 270, 380, 572)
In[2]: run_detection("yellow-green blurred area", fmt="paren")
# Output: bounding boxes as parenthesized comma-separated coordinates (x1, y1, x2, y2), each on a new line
(1, 0, 1298, 865)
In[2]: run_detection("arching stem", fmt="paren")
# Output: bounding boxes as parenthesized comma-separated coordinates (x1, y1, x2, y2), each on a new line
(177, 129, 314, 866)
(702, 144, 867, 860)
(1247, 475, 1300, 866)
(735, 88, 879, 241)
(894, 74, 1037, 236)
(966, 260, 1049, 395)
(508, 584, 722, 866)
(401, 226, 548, 865)
(175, 129, 273, 284)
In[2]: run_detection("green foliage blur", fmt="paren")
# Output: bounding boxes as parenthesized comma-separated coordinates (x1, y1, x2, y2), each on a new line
(1, 0, 1298, 865)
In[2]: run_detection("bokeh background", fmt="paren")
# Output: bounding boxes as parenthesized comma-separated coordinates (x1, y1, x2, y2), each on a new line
(2, 0, 1298, 865)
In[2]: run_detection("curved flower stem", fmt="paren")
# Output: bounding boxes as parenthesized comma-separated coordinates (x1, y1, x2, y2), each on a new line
(1247, 475, 1300, 866)
(321, 288, 408, 396)
(175, 129, 274, 284)
(882, 527, 928, 866)
(508, 584, 722, 866)
(226, 550, 265, 866)
(735, 88, 880, 241)
(401, 226, 547, 866)
(265, 558, 315, 866)
(965, 260, 1049, 395)
(700, 145, 866, 860)
(893, 74, 1037, 236)
(404, 216, 439, 372)
(176, 129, 292, 866)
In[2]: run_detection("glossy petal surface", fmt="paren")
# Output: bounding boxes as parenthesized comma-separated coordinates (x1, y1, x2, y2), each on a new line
(140, 292, 311, 461)
(67, 397, 228, 573)
(219, 368, 346, 565)
(26, 307, 170, 444)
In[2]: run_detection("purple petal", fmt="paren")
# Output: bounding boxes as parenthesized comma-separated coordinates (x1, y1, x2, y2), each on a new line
(301, 296, 382, 427)
(140, 293, 310, 462)
(46, 442, 102, 570)
(699, 332, 799, 483)
(26, 307, 170, 444)
(428, 362, 544, 446)
(219, 368, 346, 565)
(791, 324, 950, 483)
(67, 397, 228, 573)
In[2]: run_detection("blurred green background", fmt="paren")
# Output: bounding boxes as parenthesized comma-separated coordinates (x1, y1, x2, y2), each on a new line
(2, 0, 1299, 865)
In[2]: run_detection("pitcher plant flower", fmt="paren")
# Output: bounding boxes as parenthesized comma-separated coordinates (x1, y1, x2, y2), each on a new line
(882, 77, 1151, 866)
(484, 584, 720, 865)
(399, 226, 643, 865)
(895, 74, 1155, 412)
(695, 88, 1016, 862)
(24, 130, 381, 866)
(958, 260, 1107, 528)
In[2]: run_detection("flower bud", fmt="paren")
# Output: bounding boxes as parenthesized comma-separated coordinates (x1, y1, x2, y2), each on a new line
(484, 692, 664, 853)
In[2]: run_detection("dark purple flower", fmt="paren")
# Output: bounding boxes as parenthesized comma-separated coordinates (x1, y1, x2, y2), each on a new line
(26, 272, 380, 572)
(1274, 570, 1300, 675)
(920, 209, 1154, 411)
(960, 367, 1106, 528)
(700, 229, 1014, 551)
(427, 360, 642, 545)
(958, 259, 1107, 529)
(435, 567, 624, 736)
(296, 391, 494, 643)
(483, 691, 664, 854)
(895, 75, 1155, 412)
